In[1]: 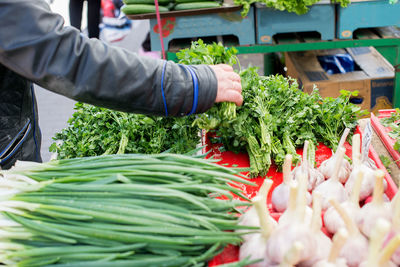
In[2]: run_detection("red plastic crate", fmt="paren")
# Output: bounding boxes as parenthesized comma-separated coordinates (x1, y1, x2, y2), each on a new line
(370, 109, 400, 169)
(204, 126, 398, 266)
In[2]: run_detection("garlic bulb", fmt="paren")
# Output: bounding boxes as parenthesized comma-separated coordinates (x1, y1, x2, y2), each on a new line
(271, 154, 294, 212)
(314, 147, 347, 211)
(318, 128, 351, 183)
(330, 199, 369, 267)
(356, 170, 392, 238)
(239, 182, 277, 267)
(266, 174, 317, 264)
(299, 192, 332, 267)
(324, 162, 364, 235)
(279, 175, 312, 227)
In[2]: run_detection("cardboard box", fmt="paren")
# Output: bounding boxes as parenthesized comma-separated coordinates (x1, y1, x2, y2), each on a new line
(285, 47, 395, 114)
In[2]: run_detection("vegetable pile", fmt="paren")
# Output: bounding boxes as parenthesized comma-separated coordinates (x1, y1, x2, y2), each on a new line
(52, 40, 365, 179)
(238, 133, 400, 266)
(0, 153, 256, 266)
(380, 108, 400, 153)
(49, 103, 199, 159)
(177, 40, 366, 178)
(121, 0, 221, 15)
(235, 0, 350, 18)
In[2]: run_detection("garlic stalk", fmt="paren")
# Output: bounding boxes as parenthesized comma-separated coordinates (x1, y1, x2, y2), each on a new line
(385, 188, 400, 265)
(239, 191, 277, 267)
(237, 179, 277, 242)
(313, 228, 349, 267)
(380, 235, 400, 266)
(345, 133, 379, 201)
(359, 219, 392, 267)
(292, 140, 324, 191)
(279, 242, 304, 267)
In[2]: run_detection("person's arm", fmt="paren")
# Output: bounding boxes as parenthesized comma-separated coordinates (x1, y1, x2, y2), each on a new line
(0, 0, 220, 116)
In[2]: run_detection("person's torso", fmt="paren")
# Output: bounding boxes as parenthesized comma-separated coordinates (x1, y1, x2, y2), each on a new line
(0, 64, 41, 169)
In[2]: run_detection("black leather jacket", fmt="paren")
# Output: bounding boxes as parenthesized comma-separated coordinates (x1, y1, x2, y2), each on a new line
(0, 0, 217, 169)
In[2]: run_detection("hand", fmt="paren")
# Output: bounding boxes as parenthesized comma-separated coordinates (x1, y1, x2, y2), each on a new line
(209, 64, 243, 106)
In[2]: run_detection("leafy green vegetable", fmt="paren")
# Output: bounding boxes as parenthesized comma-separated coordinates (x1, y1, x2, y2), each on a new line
(50, 103, 200, 159)
(235, 0, 350, 17)
(177, 39, 240, 122)
(176, 41, 366, 178)
(379, 155, 392, 174)
(381, 108, 400, 153)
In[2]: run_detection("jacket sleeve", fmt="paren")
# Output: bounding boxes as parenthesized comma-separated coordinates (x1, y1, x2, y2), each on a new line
(0, 0, 218, 116)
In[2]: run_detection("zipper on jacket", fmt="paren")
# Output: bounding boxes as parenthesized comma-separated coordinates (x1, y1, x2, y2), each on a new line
(0, 119, 32, 166)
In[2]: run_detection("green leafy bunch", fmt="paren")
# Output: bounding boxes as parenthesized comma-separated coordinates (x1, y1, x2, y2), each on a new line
(381, 108, 400, 152)
(215, 68, 365, 177)
(177, 40, 365, 178)
(235, 0, 350, 18)
(177, 39, 241, 124)
(315, 90, 368, 151)
(176, 39, 239, 66)
(50, 103, 199, 159)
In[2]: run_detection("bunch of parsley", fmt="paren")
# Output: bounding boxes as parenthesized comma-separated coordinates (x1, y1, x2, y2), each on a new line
(50, 103, 199, 159)
(176, 41, 365, 178)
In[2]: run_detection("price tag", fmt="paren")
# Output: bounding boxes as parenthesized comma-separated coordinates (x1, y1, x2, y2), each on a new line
(361, 122, 373, 162)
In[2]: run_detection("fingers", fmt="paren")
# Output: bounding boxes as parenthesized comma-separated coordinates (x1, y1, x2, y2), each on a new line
(209, 64, 243, 106)
(229, 72, 241, 83)
(219, 64, 234, 71)
(232, 80, 242, 93)
(223, 90, 243, 106)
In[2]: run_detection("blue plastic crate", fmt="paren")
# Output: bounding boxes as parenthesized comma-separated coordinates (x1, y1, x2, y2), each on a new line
(255, 3, 335, 44)
(337, 0, 400, 39)
(149, 7, 255, 51)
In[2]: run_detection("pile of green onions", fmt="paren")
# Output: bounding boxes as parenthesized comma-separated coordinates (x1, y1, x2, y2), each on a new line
(0, 153, 257, 267)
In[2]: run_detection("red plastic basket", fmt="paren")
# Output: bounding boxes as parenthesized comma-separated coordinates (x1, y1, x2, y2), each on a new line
(370, 109, 400, 169)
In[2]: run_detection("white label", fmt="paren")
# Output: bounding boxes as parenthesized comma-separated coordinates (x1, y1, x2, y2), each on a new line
(361, 122, 373, 162)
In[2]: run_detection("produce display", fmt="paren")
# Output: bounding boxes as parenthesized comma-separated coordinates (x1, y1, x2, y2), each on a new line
(4, 40, 398, 266)
(178, 40, 366, 178)
(49, 103, 200, 159)
(0, 153, 258, 266)
(229, 132, 400, 266)
(121, 0, 222, 15)
(235, 0, 350, 18)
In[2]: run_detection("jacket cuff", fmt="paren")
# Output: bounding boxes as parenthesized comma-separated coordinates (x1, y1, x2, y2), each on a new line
(189, 65, 218, 114)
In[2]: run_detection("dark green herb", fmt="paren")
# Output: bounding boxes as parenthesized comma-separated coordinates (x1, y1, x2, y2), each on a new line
(49, 103, 199, 159)
(176, 41, 365, 178)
